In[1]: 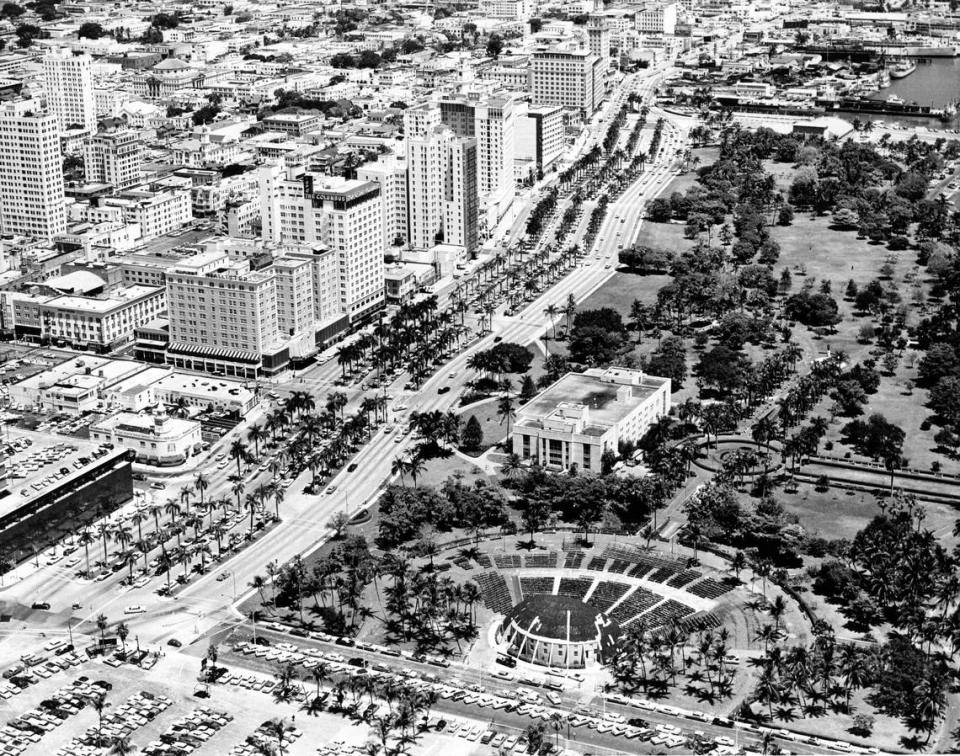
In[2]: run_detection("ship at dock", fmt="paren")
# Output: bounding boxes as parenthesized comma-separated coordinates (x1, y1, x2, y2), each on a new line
(889, 60, 917, 78)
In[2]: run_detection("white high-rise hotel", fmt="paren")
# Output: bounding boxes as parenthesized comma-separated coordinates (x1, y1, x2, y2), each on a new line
(259, 163, 386, 324)
(0, 100, 67, 239)
(43, 49, 96, 134)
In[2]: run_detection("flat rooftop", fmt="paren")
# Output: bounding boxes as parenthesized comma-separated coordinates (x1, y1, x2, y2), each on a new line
(1, 430, 114, 519)
(519, 370, 667, 429)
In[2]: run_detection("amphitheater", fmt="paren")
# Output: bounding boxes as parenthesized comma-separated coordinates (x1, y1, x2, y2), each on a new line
(465, 542, 738, 667)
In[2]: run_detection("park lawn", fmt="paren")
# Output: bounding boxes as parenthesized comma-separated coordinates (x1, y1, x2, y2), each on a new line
(633, 218, 692, 254)
(417, 452, 490, 489)
(458, 398, 512, 455)
(777, 484, 886, 541)
(576, 270, 671, 313)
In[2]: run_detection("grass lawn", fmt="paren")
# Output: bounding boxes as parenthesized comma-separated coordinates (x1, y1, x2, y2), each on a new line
(458, 398, 512, 454)
(417, 452, 490, 489)
(777, 484, 887, 541)
(576, 270, 672, 312)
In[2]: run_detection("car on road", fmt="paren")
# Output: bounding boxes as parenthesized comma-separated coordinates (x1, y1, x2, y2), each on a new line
(149, 481, 165, 490)
(347, 463, 358, 473)
(124, 605, 146, 614)
(30, 602, 50, 610)
(326, 485, 338, 495)
(167, 638, 182, 648)
(132, 472, 147, 481)
(437, 386, 451, 394)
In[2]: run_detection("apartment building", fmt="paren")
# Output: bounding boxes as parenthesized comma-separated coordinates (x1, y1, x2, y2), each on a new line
(43, 49, 96, 134)
(531, 48, 604, 115)
(272, 256, 314, 337)
(83, 118, 143, 190)
(0, 100, 67, 239)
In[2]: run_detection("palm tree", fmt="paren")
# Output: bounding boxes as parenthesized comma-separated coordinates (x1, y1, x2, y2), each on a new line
(78, 527, 94, 575)
(496, 394, 516, 444)
(108, 736, 136, 756)
(391, 456, 407, 487)
(407, 453, 426, 486)
(229, 438, 248, 476)
(247, 424, 265, 459)
(544, 303, 560, 341)
(92, 693, 110, 747)
(193, 472, 209, 509)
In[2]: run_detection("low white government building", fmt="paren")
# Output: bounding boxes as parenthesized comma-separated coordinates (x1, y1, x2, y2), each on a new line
(511, 367, 671, 472)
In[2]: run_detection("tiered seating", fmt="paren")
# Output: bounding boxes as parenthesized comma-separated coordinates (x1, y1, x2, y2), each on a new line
(647, 565, 681, 583)
(608, 587, 660, 625)
(563, 551, 585, 569)
(557, 577, 593, 600)
(520, 577, 555, 597)
(475, 553, 493, 568)
(667, 569, 702, 588)
(475, 571, 513, 614)
(677, 612, 723, 634)
(524, 552, 557, 568)
(494, 554, 522, 569)
(687, 578, 733, 599)
(142, 707, 232, 756)
(587, 581, 630, 612)
(608, 559, 631, 574)
(586, 557, 607, 571)
(634, 599, 693, 628)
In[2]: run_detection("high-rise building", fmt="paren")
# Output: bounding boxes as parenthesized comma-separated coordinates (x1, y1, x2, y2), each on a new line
(43, 49, 96, 134)
(357, 154, 408, 251)
(636, 2, 677, 34)
(166, 251, 289, 378)
(83, 118, 143, 190)
(405, 104, 479, 256)
(474, 95, 516, 222)
(587, 14, 612, 62)
(0, 100, 67, 239)
(515, 104, 564, 174)
(444, 137, 478, 252)
(439, 94, 516, 227)
(531, 48, 604, 116)
(259, 164, 385, 324)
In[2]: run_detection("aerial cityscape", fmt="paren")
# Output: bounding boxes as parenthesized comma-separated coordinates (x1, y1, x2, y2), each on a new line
(0, 0, 959, 754)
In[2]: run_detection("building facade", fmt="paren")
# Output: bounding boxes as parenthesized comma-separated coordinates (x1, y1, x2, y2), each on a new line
(90, 413, 201, 466)
(511, 367, 671, 472)
(83, 119, 143, 190)
(43, 49, 96, 134)
(531, 48, 604, 115)
(0, 100, 67, 239)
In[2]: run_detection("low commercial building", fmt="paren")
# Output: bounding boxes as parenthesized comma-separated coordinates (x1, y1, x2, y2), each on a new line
(152, 372, 257, 417)
(10, 285, 166, 352)
(511, 367, 671, 472)
(90, 412, 202, 466)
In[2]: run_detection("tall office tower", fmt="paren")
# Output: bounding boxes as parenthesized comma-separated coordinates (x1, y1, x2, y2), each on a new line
(531, 48, 604, 116)
(357, 153, 408, 251)
(43, 49, 96, 134)
(405, 105, 447, 251)
(259, 164, 385, 323)
(474, 95, 516, 221)
(587, 13, 612, 63)
(0, 100, 67, 239)
(405, 104, 479, 255)
(440, 94, 516, 225)
(83, 118, 143, 189)
(444, 137, 478, 252)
